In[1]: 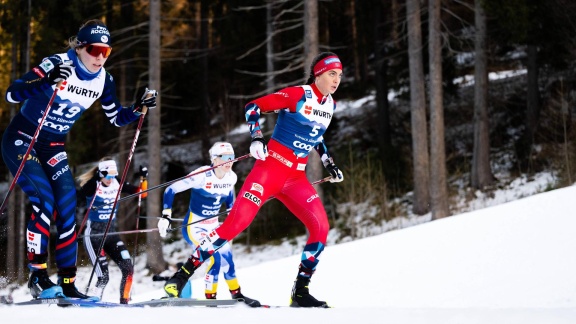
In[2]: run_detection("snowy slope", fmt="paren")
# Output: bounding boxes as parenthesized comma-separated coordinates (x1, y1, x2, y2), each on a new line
(2, 185, 576, 323)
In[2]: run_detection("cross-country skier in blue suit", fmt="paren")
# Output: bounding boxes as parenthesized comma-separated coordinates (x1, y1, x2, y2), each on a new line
(1, 19, 157, 300)
(159, 142, 260, 307)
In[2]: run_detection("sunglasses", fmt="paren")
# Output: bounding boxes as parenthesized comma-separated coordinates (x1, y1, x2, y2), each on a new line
(84, 44, 112, 58)
(217, 154, 235, 161)
(104, 174, 116, 180)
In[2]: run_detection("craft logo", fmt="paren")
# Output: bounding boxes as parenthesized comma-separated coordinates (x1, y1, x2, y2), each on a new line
(270, 151, 293, 168)
(307, 193, 320, 203)
(305, 89, 312, 98)
(47, 152, 67, 167)
(243, 192, 261, 206)
(303, 105, 313, 115)
(51, 165, 70, 180)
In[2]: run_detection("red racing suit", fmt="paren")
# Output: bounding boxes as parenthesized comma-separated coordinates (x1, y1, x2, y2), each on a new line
(214, 83, 336, 272)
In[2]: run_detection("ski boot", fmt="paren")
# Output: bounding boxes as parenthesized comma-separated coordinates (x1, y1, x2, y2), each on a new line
(27, 255, 64, 299)
(289, 266, 329, 308)
(58, 267, 99, 301)
(28, 268, 64, 299)
(230, 287, 261, 307)
(164, 258, 198, 297)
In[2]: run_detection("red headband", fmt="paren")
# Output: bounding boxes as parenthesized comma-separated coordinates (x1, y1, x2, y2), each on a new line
(313, 55, 343, 76)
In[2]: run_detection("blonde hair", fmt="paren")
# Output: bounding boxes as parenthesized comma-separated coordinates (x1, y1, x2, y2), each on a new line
(77, 155, 115, 186)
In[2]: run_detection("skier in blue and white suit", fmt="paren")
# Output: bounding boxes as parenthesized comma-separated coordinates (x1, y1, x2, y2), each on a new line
(160, 142, 260, 306)
(1, 19, 157, 300)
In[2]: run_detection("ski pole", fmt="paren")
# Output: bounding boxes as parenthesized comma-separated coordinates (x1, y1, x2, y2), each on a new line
(78, 211, 222, 238)
(85, 105, 149, 292)
(79, 177, 333, 239)
(138, 216, 184, 221)
(0, 81, 66, 216)
(168, 176, 333, 232)
(90, 153, 252, 211)
(77, 181, 101, 236)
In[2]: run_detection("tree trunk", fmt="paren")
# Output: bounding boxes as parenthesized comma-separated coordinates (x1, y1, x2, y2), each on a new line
(5, 11, 20, 282)
(520, 45, 540, 171)
(117, 0, 138, 238)
(471, 0, 494, 189)
(428, 0, 449, 219)
(200, 0, 210, 160)
(303, 0, 324, 197)
(406, 0, 430, 215)
(146, 0, 167, 273)
(374, 0, 392, 170)
(348, 0, 361, 82)
(265, 0, 277, 134)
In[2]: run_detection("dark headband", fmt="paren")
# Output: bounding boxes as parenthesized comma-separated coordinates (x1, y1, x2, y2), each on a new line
(77, 24, 111, 46)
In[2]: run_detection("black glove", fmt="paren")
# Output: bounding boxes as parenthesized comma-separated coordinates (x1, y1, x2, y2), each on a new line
(48, 63, 73, 85)
(133, 87, 158, 114)
(323, 158, 344, 183)
(139, 165, 149, 178)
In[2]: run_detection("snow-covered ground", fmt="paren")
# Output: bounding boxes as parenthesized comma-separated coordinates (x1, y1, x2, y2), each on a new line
(1, 173, 576, 323)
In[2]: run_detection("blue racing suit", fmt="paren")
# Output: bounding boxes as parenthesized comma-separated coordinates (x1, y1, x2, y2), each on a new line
(1, 50, 140, 270)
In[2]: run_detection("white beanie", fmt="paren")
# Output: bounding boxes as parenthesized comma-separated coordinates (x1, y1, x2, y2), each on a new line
(209, 142, 234, 160)
(98, 160, 118, 175)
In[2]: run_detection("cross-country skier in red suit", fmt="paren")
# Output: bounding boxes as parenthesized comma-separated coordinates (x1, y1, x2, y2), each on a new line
(163, 52, 344, 307)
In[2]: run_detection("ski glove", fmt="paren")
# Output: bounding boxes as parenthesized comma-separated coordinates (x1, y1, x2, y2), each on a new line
(324, 158, 344, 183)
(48, 63, 73, 85)
(133, 88, 158, 114)
(250, 135, 268, 161)
(158, 209, 172, 238)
